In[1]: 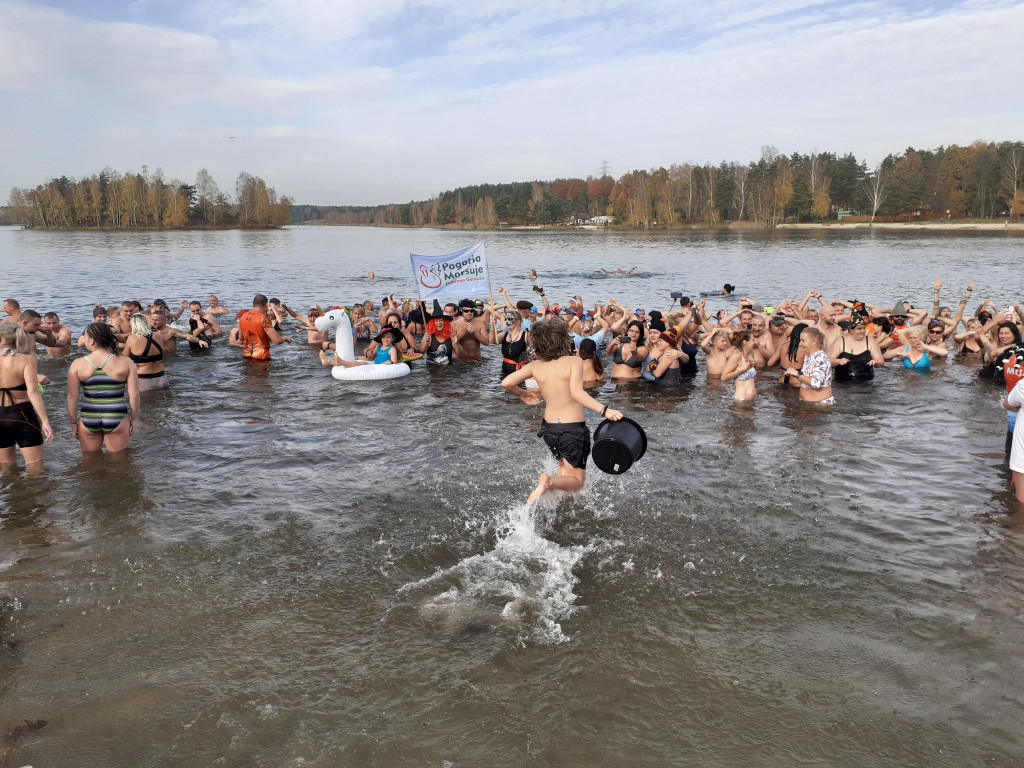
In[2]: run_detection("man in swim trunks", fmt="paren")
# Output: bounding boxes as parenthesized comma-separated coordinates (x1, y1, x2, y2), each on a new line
(41, 312, 73, 356)
(240, 294, 292, 361)
(452, 303, 490, 360)
(501, 317, 624, 504)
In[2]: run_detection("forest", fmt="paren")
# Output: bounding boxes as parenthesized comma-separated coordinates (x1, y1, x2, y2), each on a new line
(293, 141, 1024, 229)
(6, 168, 292, 229)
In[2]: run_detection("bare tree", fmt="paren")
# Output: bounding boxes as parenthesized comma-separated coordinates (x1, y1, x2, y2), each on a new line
(863, 163, 889, 225)
(731, 163, 749, 221)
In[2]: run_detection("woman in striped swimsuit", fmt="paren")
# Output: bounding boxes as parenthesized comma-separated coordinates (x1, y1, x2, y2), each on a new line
(67, 322, 140, 453)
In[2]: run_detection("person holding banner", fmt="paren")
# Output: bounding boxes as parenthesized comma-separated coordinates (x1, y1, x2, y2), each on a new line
(502, 318, 623, 505)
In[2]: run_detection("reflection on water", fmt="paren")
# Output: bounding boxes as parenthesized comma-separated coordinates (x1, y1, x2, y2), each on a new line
(0, 227, 1023, 766)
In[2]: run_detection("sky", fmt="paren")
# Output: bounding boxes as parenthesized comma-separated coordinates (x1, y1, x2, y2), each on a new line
(1, 0, 1022, 205)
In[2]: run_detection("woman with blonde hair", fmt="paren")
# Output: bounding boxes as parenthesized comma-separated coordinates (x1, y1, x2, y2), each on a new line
(0, 323, 53, 470)
(123, 313, 168, 391)
(784, 326, 835, 405)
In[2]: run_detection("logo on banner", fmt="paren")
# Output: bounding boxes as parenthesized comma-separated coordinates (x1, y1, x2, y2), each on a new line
(419, 265, 442, 289)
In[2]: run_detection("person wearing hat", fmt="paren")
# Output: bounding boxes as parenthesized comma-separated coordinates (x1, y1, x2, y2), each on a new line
(644, 326, 681, 388)
(417, 300, 454, 365)
(501, 317, 623, 505)
(77, 305, 112, 348)
(320, 325, 401, 369)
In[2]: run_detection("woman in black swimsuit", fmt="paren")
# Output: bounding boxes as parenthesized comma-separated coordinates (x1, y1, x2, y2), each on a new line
(833, 314, 883, 382)
(124, 313, 168, 391)
(0, 323, 53, 471)
(490, 307, 529, 376)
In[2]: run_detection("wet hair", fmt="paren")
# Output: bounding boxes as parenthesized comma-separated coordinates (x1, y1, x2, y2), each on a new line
(801, 326, 825, 350)
(84, 322, 119, 352)
(531, 318, 572, 361)
(874, 316, 893, 335)
(130, 312, 151, 336)
(269, 298, 281, 306)
(4, 298, 20, 310)
(997, 321, 1022, 344)
(787, 323, 808, 360)
(189, 301, 203, 310)
(253, 294, 269, 308)
(723, 284, 735, 294)
(730, 329, 753, 349)
(578, 338, 604, 377)
(0, 323, 27, 350)
(20, 309, 41, 323)
(44, 312, 59, 321)
(626, 320, 646, 345)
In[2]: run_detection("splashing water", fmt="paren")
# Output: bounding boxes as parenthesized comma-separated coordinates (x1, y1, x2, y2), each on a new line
(401, 500, 588, 645)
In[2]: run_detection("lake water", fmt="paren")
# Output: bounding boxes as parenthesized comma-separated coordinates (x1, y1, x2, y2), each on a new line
(1, 225, 1023, 767)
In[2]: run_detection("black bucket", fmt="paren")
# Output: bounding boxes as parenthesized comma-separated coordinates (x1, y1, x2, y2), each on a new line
(591, 417, 647, 474)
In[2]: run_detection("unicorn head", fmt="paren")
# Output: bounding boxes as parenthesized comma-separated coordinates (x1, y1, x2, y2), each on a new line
(314, 306, 351, 334)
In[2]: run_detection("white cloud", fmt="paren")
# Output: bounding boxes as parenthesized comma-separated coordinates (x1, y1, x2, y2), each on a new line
(1, 0, 1022, 204)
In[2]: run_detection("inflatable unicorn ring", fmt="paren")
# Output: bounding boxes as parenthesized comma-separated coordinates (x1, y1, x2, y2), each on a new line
(314, 307, 411, 381)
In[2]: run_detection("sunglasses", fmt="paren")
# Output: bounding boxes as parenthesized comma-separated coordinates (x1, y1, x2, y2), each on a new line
(929, 327, 943, 333)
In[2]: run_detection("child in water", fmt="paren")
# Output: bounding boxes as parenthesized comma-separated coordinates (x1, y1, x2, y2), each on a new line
(502, 318, 623, 504)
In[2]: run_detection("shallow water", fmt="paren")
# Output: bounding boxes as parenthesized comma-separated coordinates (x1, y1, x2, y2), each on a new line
(1, 225, 1023, 766)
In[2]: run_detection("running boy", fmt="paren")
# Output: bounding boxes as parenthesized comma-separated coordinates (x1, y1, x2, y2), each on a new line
(502, 318, 623, 504)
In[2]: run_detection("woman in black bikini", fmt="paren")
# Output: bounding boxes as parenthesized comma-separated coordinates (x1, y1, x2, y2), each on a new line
(124, 313, 168, 391)
(606, 320, 646, 380)
(0, 323, 53, 471)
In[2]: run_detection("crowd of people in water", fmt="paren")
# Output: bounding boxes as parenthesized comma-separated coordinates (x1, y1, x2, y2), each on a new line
(1, 275, 1022, 503)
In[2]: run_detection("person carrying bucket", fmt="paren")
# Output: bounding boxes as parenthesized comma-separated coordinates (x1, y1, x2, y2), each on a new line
(501, 317, 624, 504)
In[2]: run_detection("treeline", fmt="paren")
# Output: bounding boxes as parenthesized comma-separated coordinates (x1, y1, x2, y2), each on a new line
(292, 140, 1024, 228)
(8, 168, 292, 229)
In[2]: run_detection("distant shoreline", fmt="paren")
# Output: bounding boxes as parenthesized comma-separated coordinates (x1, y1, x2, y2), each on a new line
(297, 220, 1024, 233)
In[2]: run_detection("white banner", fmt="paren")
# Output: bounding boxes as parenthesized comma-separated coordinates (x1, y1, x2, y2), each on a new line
(410, 243, 490, 303)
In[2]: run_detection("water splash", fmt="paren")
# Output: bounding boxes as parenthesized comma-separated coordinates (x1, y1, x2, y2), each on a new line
(400, 500, 587, 646)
